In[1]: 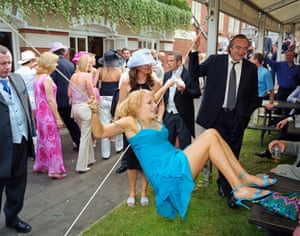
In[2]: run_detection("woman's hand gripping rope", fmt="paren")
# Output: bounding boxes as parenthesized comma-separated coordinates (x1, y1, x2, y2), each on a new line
(88, 96, 99, 114)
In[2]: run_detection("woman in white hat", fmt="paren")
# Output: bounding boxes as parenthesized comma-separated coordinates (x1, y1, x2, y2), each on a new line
(114, 49, 164, 207)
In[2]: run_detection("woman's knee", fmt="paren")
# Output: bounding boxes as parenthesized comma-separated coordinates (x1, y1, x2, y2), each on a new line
(203, 128, 219, 142)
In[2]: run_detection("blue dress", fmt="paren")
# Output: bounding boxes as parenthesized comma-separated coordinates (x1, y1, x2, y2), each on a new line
(128, 121, 194, 219)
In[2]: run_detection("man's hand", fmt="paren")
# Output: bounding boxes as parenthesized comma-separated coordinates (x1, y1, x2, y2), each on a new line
(276, 118, 288, 130)
(175, 78, 185, 92)
(265, 103, 274, 110)
(192, 34, 201, 51)
(268, 140, 287, 154)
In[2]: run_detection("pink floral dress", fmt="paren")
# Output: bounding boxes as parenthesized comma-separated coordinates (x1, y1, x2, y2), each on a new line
(33, 74, 66, 175)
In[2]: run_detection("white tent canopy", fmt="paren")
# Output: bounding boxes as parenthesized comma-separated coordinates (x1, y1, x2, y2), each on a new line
(194, 0, 300, 55)
(221, 0, 300, 33)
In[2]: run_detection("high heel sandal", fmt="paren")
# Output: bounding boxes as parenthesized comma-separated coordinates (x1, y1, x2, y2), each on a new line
(33, 168, 47, 174)
(238, 170, 277, 188)
(232, 183, 272, 209)
(48, 173, 67, 179)
(127, 197, 135, 207)
(140, 197, 149, 206)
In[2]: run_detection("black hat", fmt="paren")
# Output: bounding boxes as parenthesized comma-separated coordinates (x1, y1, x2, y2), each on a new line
(98, 49, 123, 67)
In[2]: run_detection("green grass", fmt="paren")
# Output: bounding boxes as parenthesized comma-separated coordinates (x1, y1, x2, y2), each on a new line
(82, 129, 295, 236)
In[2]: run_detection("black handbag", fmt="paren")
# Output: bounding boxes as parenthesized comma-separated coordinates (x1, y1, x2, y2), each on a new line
(110, 88, 119, 117)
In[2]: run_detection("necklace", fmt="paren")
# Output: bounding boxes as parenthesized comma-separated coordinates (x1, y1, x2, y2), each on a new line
(140, 119, 157, 129)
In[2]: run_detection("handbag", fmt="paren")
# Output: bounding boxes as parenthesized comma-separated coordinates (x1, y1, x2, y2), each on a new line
(256, 192, 300, 221)
(110, 88, 119, 117)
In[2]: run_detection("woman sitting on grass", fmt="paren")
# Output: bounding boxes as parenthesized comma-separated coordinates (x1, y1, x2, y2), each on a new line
(88, 89, 276, 219)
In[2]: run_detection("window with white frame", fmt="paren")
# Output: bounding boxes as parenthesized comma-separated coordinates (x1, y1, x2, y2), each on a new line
(219, 12, 224, 33)
(228, 17, 240, 34)
(192, 1, 201, 19)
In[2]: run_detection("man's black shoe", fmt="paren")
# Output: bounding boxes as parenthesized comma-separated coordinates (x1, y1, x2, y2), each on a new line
(116, 166, 127, 174)
(217, 184, 231, 197)
(227, 195, 238, 209)
(7, 220, 32, 233)
(268, 118, 276, 127)
(254, 150, 272, 159)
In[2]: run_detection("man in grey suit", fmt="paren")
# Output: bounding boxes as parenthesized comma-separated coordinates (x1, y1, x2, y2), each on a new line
(189, 34, 261, 207)
(0, 45, 36, 233)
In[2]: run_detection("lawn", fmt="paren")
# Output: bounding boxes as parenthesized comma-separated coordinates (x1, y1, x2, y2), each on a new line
(81, 129, 295, 236)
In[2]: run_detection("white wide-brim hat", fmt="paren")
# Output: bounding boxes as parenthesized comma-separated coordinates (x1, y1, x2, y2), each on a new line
(127, 49, 156, 69)
(18, 50, 36, 65)
(50, 42, 68, 54)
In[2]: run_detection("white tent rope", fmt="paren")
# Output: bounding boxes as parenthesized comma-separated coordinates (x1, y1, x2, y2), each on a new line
(0, 14, 88, 99)
(63, 144, 130, 236)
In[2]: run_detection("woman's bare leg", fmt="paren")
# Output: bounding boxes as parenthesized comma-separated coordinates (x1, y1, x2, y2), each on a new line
(184, 129, 272, 199)
(140, 171, 148, 198)
(184, 129, 241, 186)
(127, 169, 137, 198)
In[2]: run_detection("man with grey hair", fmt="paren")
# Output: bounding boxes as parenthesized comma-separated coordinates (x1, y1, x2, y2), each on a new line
(0, 45, 36, 233)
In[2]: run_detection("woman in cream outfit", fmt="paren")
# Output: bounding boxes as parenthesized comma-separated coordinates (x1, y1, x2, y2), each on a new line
(68, 54, 96, 172)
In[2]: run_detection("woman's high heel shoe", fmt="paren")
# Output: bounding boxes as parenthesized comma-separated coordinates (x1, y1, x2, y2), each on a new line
(238, 170, 277, 188)
(248, 174, 277, 188)
(48, 173, 67, 179)
(232, 183, 272, 209)
(127, 197, 135, 207)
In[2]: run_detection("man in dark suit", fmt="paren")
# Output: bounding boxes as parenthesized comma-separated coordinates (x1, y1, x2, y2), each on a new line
(50, 42, 81, 150)
(163, 51, 201, 149)
(0, 45, 36, 233)
(189, 34, 261, 207)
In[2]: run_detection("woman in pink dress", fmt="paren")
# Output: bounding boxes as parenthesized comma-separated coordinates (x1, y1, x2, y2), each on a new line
(33, 51, 66, 179)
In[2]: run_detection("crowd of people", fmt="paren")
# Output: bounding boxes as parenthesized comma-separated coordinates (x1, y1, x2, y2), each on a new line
(0, 32, 300, 233)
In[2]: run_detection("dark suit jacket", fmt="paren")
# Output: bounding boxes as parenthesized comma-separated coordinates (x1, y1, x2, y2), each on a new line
(189, 52, 261, 130)
(51, 55, 75, 108)
(163, 66, 201, 137)
(0, 73, 36, 178)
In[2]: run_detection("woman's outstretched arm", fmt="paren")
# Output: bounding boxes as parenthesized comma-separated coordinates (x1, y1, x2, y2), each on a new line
(154, 78, 175, 103)
(89, 97, 122, 139)
(89, 97, 137, 139)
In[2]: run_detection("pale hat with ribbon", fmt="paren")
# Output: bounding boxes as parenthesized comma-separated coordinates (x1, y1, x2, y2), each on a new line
(50, 42, 68, 54)
(127, 48, 156, 69)
(18, 50, 36, 65)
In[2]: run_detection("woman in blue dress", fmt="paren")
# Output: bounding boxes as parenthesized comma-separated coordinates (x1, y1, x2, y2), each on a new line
(88, 89, 276, 220)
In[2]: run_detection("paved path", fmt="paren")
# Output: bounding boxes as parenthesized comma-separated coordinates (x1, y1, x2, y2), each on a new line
(0, 130, 129, 235)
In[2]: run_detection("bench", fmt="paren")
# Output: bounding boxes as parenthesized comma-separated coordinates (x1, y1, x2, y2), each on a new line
(247, 105, 285, 146)
(247, 124, 278, 146)
(248, 173, 300, 236)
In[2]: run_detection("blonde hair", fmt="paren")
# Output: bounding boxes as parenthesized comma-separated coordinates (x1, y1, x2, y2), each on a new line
(36, 52, 58, 74)
(76, 54, 90, 72)
(117, 89, 153, 117)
